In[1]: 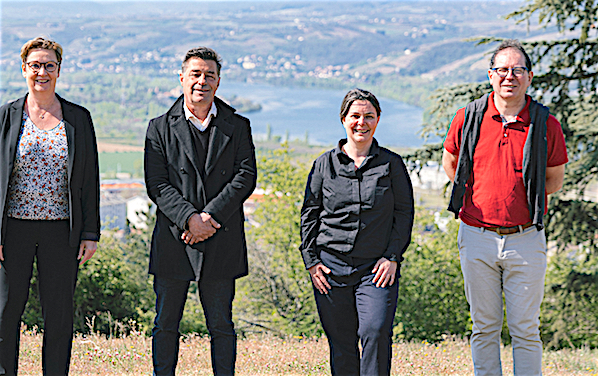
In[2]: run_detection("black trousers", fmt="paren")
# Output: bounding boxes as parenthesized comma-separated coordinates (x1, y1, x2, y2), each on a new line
(315, 252, 399, 376)
(152, 275, 236, 376)
(0, 218, 79, 375)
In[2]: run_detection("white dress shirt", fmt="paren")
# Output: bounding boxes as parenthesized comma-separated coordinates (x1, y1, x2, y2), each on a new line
(183, 101, 218, 132)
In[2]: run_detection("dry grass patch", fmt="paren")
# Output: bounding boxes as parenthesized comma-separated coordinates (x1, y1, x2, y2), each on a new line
(17, 327, 598, 375)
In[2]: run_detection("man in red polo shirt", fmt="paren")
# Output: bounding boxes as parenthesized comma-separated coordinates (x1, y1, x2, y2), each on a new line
(443, 39, 568, 376)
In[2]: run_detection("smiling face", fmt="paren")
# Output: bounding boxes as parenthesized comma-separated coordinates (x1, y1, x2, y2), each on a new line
(488, 47, 533, 104)
(342, 100, 380, 147)
(180, 57, 220, 112)
(22, 48, 60, 94)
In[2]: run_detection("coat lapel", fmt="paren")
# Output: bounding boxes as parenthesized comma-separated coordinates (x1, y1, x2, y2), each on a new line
(59, 98, 76, 185)
(172, 116, 199, 171)
(7, 98, 24, 156)
(170, 98, 202, 175)
(205, 114, 233, 177)
(4, 99, 25, 188)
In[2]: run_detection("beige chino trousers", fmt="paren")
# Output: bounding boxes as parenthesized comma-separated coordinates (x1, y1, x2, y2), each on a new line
(458, 222, 546, 376)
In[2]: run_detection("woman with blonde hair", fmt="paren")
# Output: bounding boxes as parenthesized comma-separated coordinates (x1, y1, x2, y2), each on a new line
(0, 36, 100, 374)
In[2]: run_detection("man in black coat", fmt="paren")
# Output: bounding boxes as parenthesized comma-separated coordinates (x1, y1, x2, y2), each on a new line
(144, 46, 256, 376)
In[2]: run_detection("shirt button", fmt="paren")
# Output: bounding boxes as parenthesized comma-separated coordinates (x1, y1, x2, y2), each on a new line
(221, 169, 226, 175)
(503, 133, 507, 137)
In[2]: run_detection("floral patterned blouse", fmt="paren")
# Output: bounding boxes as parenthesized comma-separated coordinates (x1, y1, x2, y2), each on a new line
(6, 112, 69, 220)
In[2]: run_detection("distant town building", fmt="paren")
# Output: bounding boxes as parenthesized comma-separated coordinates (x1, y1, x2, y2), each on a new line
(100, 179, 145, 198)
(100, 179, 150, 231)
(242, 188, 266, 227)
(100, 192, 127, 230)
(409, 162, 450, 191)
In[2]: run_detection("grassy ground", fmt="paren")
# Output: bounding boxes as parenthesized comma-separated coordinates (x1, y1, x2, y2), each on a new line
(17, 327, 598, 375)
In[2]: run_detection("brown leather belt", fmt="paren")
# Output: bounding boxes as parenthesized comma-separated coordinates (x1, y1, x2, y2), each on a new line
(485, 222, 534, 236)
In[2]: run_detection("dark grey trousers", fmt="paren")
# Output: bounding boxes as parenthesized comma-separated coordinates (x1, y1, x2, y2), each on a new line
(152, 276, 236, 376)
(314, 260, 399, 376)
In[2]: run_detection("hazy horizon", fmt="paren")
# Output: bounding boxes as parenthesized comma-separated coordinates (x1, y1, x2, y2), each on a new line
(5, 0, 513, 2)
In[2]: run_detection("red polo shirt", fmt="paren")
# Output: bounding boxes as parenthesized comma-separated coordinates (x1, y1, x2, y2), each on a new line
(444, 92, 568, 228)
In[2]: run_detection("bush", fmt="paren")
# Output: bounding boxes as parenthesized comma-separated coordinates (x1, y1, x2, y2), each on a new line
(395, 209, 471, 342)
(236, 145, 321, 337)
(541, 251, 598, 349)
(73, 231, 154, 335)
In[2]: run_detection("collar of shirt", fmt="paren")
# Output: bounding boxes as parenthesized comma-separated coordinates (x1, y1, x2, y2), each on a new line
(489, 91, 531, 127)
(335, 138, 381, 172)
(183, 101, 218, 132)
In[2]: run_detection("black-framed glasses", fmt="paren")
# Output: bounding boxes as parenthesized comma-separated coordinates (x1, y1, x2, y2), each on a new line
(25, 61, 59, 73)
(491, 66, 529, 78)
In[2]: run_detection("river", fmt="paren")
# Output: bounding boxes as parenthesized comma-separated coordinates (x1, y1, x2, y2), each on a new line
(218, 81, 424, 148)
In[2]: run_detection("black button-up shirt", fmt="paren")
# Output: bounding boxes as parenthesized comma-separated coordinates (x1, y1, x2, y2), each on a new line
(300, 139, 414, 270)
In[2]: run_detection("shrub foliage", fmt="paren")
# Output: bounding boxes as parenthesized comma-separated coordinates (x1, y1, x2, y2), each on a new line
(395, 210, 471, 342)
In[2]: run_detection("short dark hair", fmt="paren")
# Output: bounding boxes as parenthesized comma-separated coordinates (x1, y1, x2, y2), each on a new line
(489, 39, 532, 71)
(339, 88, 381, 122)
(21, 36, 63, 64)
(181, 47, 222, 75)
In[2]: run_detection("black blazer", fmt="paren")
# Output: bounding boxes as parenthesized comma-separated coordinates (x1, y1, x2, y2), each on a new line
(144, 96, 257, 281)
(0, 94, 101, 247)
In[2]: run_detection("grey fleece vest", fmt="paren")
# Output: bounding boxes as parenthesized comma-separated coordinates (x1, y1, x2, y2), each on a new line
(447, 93, 549, 229)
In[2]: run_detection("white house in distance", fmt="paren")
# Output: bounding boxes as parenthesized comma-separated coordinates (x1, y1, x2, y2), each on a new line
(127, 195, 154, 229)
(100, 179, 153, 231)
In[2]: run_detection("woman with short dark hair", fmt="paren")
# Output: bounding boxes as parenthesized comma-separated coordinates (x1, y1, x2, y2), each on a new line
(0, 36, 100, 374)
(300, 88, 414, 375)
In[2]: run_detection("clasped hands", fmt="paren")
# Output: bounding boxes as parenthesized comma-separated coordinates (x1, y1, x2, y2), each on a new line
(181, 212, 221, 245)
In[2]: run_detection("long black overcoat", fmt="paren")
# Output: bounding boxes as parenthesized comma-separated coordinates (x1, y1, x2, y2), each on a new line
(144, 95, 256, 281)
